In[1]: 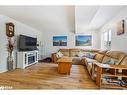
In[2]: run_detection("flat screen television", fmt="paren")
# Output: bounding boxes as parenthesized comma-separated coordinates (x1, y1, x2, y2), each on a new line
(19, 35, 37, 51)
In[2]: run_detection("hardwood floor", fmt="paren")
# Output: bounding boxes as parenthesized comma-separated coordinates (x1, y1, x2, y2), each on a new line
(0, 63, 98, 89)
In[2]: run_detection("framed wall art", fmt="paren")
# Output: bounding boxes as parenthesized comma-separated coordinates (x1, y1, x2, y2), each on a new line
(53, 36, 67, 46)
(116, 20, 125, 35)
(75, 35, 92, 46)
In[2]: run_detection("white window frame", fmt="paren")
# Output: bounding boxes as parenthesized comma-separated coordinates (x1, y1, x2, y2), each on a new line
(103, 29, 111, 50)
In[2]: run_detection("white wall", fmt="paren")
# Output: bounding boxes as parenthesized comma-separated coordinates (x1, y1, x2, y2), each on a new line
(42, 27, 100, 58)
(0, 15, 42, 73)
(100, 7, 127, 53)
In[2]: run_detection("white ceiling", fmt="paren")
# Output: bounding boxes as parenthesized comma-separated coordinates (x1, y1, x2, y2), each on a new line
(0, 6, 125, 33)
(75, 6, 125, 33)
(0, 6, 75, 32)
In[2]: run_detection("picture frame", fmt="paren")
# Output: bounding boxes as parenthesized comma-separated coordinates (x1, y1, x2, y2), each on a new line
(6, 22, 15, 37)
(116, 20, 124, 35)
(53, 36, 67, 46)
(75, 35, 92, 46)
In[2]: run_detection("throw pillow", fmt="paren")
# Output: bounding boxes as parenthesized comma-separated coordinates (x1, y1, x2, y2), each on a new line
(56, 51, 63, 58)
(103, 59, 118, 72)
(88, 53, 96, 59)
(82, 52, 90, 57)
(77, 52, 85, 57)
(103, 59, 111, 64)
(56, 53, 59, 58)
(103, 59, 118, 65)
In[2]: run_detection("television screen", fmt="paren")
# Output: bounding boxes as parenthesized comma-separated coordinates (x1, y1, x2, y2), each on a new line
(19, 35, 37, 51)
(25, 36, 37, 46)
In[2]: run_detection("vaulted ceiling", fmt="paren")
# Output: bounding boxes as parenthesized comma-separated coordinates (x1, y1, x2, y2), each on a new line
(0, 6, 125, 33)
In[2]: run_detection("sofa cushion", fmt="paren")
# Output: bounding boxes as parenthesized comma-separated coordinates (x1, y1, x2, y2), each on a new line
(106, 51, 126, 65)
(95, 53, 104, 63)
(76, 52, 85, 57)
(102, 56, 111, 63)
(69, 48, 80, 57)
(71, 57, 82, 65)
(70, 52, 79, 57)
(103, 59, 118, 65)
(81, 58, 87, 66)
(87, 53, 96, 59)
(59, 49, 69, 56)
(87, 62, 93, 75)
(81, 49, 99, 53)
(98, 50, 108, 54)
(85, 57, 98, 64)
(83, 57, 98, 70)
(106, 51, 125, 59)
(51, 53, 59, 63)
(120, 56, 127, 65)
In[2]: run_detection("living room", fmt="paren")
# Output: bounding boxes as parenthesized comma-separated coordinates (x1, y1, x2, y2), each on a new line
(0, 3, 127, 94)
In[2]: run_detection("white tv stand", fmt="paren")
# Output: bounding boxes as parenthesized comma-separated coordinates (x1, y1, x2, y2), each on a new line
(17, 50, 38, 69)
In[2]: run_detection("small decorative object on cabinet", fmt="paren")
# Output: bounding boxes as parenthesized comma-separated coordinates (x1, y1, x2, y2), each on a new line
(95, 63, 127, 89)
(6, 22, 15, 37)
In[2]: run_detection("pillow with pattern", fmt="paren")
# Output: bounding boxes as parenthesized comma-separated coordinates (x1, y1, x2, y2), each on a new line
(88, 53, 96, 59)
(56, 51, 63, 58)
(103, 59, 118, 65)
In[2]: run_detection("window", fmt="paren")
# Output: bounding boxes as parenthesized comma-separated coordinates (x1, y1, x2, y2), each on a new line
(103, 30, 111, 50)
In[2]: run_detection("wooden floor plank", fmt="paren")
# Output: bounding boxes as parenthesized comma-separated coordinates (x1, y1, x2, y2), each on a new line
(0, 63, 98, 89)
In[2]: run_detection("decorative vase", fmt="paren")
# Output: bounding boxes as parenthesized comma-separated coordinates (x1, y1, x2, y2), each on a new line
(7, 55, 13, 71)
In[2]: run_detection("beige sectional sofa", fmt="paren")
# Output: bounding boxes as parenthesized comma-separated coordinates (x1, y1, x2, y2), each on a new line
(52, 48, 127, 81)
(51, 48, 98, 65)
(84, 51, 126, 79)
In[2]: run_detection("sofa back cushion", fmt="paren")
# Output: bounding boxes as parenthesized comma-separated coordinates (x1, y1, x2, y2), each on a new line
(95, 53, 104, 63)
(69, 48, 80, 57)
(80, 49, 99, 54)
(59, 49, 69, 56)
(76, 52, 85, 57)
(105, 51, 126, 65)
(102, 55, 119, 65)
(98, 50, 108, 54)
(120, 56, 127, 65)
(102, 55, 111, 63)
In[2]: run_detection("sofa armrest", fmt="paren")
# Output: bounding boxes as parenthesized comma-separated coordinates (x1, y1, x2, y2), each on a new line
(81, 58, 87, 66)
(51, 53, 59, 63)
(91, 63, 97, 80)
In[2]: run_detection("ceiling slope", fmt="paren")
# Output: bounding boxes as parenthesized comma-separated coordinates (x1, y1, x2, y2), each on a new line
(0, 6, 125, 34)
(75, 6, 125, 33)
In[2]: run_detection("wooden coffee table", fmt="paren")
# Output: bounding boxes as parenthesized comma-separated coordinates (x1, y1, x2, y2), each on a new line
(57, 57, 72, 75)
